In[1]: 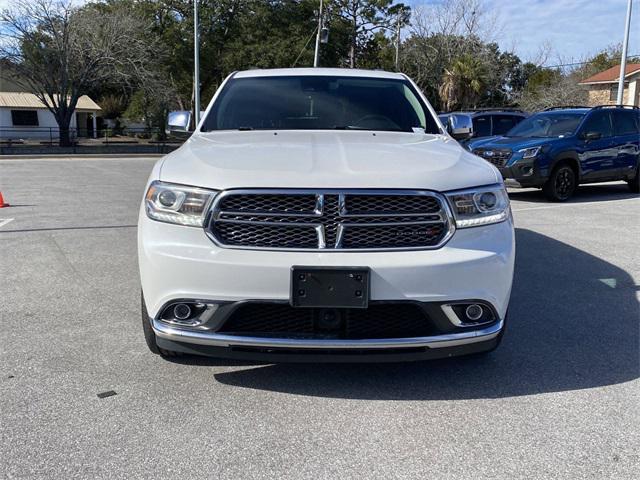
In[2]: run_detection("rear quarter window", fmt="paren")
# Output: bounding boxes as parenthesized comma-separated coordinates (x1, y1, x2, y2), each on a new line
(613, 110, 639, 135)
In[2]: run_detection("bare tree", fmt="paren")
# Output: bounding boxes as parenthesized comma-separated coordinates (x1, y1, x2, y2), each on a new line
(0, 0, 163, 145)
(515, 72, 588, 112)
(411, 0, 500, 43)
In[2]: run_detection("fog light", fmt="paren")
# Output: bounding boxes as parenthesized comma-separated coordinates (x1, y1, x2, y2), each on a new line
(442, 303, 495, 327)
(521, 166, 534, 176)
(158, 301, 220, 327)
(173, 303, 192, 320)
(465, 304, 484, 321)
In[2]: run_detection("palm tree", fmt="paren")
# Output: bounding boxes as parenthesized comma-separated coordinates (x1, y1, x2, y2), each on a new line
(439, 55, 487, 111)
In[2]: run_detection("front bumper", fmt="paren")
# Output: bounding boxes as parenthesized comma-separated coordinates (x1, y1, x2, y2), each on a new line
(138, 208, 515, 359)
(498, 159, 548, 188)
(154, 320, 504, 362)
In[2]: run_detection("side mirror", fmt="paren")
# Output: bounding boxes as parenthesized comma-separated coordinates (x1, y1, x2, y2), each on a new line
(167, 111, 192, 134)
(582, 131, 602, 141)
(447, 114, 473, 140)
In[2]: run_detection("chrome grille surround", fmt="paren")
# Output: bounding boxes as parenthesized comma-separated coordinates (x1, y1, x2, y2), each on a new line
(206, 189, 455, 251)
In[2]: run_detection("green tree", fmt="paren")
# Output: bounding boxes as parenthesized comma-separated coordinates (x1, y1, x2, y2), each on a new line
(438, 54, 488, 111)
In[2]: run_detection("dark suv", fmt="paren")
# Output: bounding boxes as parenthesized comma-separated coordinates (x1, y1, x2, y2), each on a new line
(468, 105, 640, 201)
(439, 109, 528, 146)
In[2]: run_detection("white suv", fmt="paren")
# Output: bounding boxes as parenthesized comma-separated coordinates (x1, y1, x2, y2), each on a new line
(138, 68, 515, 362)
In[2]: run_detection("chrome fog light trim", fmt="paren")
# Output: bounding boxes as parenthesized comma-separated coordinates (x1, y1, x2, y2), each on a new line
(158, 301, 220, 327)
(441, 302, 496, 327)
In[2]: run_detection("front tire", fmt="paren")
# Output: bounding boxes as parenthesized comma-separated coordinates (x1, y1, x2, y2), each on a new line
(543, 164, 577, 201)
(141, 292, 180, 357)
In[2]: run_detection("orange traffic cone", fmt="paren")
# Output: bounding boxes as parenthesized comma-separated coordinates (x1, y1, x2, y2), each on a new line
(0, 191, 9, 208)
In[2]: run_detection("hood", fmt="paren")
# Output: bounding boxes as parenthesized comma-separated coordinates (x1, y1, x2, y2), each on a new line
(471, 136, 554, 152)
(461, 135, 500, 148)
(159, 130, 499, 192)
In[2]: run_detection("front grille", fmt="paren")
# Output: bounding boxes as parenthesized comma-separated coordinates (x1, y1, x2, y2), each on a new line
(218, 303, 434, 339)
(208, 190, 452, 250)
(473, 148, 512, 167)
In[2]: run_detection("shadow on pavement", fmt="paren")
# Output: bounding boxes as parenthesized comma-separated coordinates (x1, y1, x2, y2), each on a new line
(508, 181, 636, 204)
(180, 228, 639, 399)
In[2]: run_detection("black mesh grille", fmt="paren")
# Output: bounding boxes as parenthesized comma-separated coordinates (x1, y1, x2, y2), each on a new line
(345, 195, 440, 214)
(209, 190, 451, 250)
(473, 149, 512, 167)
(219, 194, 317, 213)
(218, 303, 434, 339)
(214, 223, 318, 249)
(342, 224, 446, 249)
(221, 304, 315, 335)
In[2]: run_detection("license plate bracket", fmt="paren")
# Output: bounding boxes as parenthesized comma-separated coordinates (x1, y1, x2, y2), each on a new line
(290, 266, 370, 308)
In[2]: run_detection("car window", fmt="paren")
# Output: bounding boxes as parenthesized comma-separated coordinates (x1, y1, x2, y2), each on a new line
(472, 116, 491, 137)
(506, 113, 584, 138)
(201, 76, 439, 133)
(580, 111, 613, 138)
(612, 110, 639, 135)
(492, 115, 522, 135)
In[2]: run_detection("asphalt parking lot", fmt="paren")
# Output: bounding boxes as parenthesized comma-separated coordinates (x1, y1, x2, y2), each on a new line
(1, 156, 639, 479)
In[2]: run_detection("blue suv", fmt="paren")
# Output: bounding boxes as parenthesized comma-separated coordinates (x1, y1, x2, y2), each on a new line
(468, 105, 640, 201)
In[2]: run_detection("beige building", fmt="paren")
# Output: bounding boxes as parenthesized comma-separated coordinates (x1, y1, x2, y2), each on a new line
(579, 63, 640, 107)
(0, 92, 101, 140)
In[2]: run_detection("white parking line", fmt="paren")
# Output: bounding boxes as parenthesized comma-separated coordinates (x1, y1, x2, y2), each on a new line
(0, 218, 15, 228)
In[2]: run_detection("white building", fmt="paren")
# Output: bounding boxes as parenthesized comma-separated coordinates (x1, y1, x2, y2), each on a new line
(0, 92, 101, 141)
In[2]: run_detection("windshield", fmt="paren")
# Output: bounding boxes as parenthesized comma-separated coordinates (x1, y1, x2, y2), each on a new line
(201, 75, 439, 133)
(505, 112, 584, 138)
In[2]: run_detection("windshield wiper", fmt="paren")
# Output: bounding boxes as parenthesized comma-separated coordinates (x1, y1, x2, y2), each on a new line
(237, 126, 253, 131)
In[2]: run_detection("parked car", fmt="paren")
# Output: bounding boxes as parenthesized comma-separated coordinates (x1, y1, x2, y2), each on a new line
(439, 109, 528, 146)
(138, 68, 515, 362)
(469, 105, 640, 201)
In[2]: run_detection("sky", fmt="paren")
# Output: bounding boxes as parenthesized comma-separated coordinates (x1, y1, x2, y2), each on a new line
(414, 0, 640, 64)
(1, 0, 638, 67)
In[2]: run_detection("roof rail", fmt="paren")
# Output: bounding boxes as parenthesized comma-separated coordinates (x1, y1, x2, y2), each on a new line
(591, 104, 639, 110)
(543, 106, 590, 111)
(440, 108, 526, 114)
(468, 108, 525, 113)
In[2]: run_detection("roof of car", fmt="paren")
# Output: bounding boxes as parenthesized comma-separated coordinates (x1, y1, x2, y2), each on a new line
(440, 110, 526, 117)
(233, 68, 406, 80)
(541, 108, 590, 115)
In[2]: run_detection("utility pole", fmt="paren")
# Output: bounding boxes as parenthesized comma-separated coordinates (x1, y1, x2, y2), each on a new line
(313, 0, 323, 67)
(617, 0, 633, 105)
(194, 0, 201, 126)
(394, 14, 401, 71)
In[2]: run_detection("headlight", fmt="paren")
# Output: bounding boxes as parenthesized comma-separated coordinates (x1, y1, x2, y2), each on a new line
(518, 146, 541, 159)
(145, 181, 217, 226)
(445, 185, 510, 228)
